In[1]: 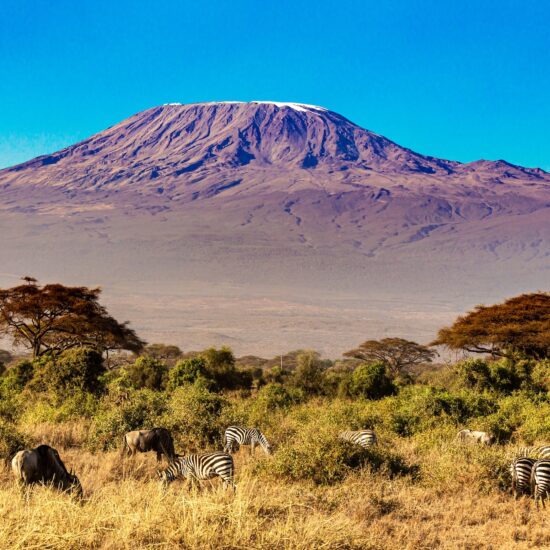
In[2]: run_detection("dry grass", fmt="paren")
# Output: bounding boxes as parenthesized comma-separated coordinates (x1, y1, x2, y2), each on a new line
(1, 444, 550, 549)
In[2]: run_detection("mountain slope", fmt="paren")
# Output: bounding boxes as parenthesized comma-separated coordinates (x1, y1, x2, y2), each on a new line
(0, 102, 548, 355)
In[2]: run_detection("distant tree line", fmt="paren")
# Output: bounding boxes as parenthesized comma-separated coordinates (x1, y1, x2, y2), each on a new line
(0, 278, 548, 403)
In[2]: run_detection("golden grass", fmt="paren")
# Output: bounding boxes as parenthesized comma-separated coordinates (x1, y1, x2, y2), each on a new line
(1, 444, 550, 549)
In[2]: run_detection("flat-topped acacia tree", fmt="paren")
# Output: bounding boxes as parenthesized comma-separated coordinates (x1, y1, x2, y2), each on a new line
(432, 292, 550, 360)
(0, 277, 145, 357)
(344, 338, 437, 377)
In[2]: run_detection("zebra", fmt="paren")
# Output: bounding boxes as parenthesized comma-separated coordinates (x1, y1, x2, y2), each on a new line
(531, 459, 550, 509)
(512, 446, 550, 459)
(510, 457, 536, 499)
(223, 426, 272, 455)
(338, 430, 377, 449)
(157, 452, 235, 490)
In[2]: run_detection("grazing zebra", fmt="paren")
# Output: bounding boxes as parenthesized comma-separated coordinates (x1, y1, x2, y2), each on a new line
(157, 452, 235, 490)
(510, 457, 536, 499)
(338, 430, 377, 449)
(531, 459, 550, 509)
(513, 446, 550, 459)
(223, 426, 272, 455)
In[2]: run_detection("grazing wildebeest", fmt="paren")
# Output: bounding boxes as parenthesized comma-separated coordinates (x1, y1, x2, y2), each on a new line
(456, 429, 495, 446)
(11, 444, 82, 496)
(122, 428, 176, 462)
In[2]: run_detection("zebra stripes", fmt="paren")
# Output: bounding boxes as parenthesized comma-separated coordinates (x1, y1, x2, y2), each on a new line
(510, 457, 535, 498)
(338, 430, 377, 449)
(513, 446, 550, 459)
(223, 426, 272, 455)
(157, 452, 235, 490)
(531, 459, 550, 509)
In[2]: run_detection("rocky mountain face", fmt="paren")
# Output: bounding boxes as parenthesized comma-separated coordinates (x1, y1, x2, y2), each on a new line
(0, 102, 548, 355)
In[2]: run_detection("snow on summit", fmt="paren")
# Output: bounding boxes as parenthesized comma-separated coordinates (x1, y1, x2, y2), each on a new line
(162, 101, 328, 112)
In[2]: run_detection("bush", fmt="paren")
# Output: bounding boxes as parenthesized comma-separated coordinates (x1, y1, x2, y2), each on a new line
(87, 389, 167, 451)
(160, 383, 227, 450)
(20, 391, 99, 424)
(480, 392, 550, 443)
(290, 351, 328, 395)
(167, 357, 208, 390)
(340, 362, 395, 400)
(0, 419, 30, 462)
(126, 356, 168, 391)
(256, 424, 413, 485)
(2, 360, 34, 392)
(455, 358, 536, 394)
(531, 360, 550, 392)
(27, 348, 105, 399)
(256, 383, 304, 411)
(257, 428, 367, 484)
(200, 347, 253, 390)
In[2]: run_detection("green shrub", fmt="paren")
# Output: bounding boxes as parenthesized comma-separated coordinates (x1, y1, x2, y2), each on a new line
(256, 383, 304, 411)
(167, 357, 208, 390)
(2, 360, 34, 392)
(87, 389, 167, 451)
(0, 419, 30, 461)
(160, 383, 227, 450)
(20, 391, 99, 424)
(37, 348, 106, 399)
(531, 360, 550, 392)
(126, 356, 168, 391)
(455, 358, 536, 394)
(0, 386, 24, 423)
(256, 425, 413, 485)
(290, 351, 328, 395)
(340, 362, 395, 400)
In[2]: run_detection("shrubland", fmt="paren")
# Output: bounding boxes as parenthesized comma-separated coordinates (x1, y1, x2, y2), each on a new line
(0, 291, 549, 548)
(1, 346, 550, 548)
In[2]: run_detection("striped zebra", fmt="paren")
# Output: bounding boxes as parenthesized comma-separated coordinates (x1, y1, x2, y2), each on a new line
(510, 457, 536, 499)
(338, 430, 377, 449)
(531, 459, 550, 509)
(223, 426, 272, 455)
(512, 446, 550, 459)
(157, 452, 235, 490)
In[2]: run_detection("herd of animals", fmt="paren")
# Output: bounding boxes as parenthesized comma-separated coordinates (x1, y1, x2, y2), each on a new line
(9, 425, 550, 508)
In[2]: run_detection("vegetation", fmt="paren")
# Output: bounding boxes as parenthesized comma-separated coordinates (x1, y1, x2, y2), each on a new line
(433, 292, 550, 359)
(0, 278, 144, 357)
(0, 288, 549, 548)
(344, 337, 437, 377)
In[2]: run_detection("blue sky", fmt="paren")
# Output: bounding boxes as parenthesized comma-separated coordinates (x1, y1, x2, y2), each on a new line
(0, 0, 548, 169)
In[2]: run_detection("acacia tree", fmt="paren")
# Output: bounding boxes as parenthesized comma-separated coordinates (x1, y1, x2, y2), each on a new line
(343, 338, 437, 376)
(432, 293, 550, 360)
(0, 278, 145, 357)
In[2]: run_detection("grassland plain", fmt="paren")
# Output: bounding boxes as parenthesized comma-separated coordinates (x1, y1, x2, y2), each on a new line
(1, 418, 550, 550)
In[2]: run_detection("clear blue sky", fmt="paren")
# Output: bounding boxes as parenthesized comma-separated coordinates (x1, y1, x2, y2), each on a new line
(1, 0, 548, 170)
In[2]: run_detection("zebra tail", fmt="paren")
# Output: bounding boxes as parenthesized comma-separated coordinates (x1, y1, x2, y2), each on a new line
(530, 466, 537, 497)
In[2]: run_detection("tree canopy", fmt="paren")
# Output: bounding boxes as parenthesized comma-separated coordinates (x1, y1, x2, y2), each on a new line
(0, 278, 145, 357)
(432, 293, 550, 360)
(344, 338, 437, 376)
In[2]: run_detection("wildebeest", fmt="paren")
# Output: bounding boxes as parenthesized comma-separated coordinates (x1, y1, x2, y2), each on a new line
(122, 428, 176, 462)
(456, 429, 495, 446)
(11, 444, 82, 496)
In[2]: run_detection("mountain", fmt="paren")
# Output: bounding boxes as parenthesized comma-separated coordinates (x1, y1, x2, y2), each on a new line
(0, 102, 548, 355)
